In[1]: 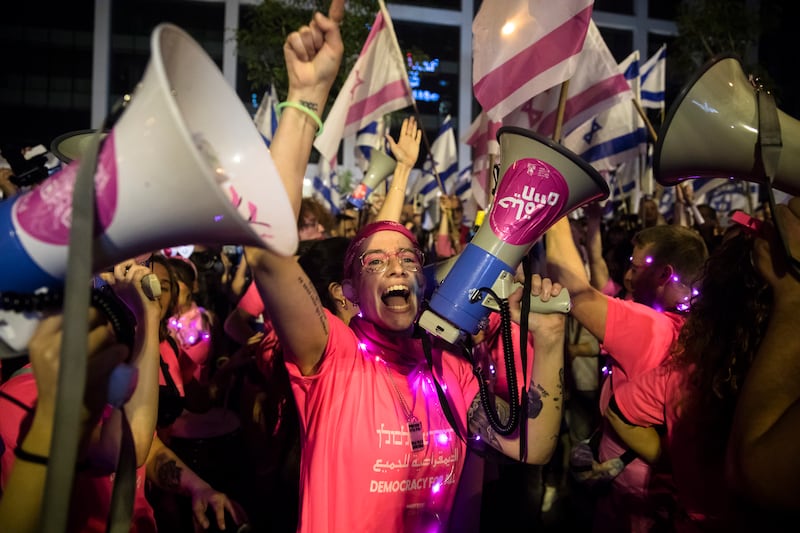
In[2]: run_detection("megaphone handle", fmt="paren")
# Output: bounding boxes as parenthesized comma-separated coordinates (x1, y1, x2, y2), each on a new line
(141, 274, 161, 300)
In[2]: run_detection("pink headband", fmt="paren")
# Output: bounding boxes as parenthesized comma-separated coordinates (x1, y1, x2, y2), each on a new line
(343, 221, 420, 279)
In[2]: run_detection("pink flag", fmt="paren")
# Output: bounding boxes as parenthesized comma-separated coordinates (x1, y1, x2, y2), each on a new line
(503, 20, 634, 141)
(462, 112, 502, 209)
(472, 0, 594, 122)
(314, 0, 413, 162)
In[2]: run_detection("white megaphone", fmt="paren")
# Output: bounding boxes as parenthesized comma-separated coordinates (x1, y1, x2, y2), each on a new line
(0, 23, 297, 353)
(418, 127, 609, 344)
(654, 54, 800, 196)
(347, 149, 397, 209)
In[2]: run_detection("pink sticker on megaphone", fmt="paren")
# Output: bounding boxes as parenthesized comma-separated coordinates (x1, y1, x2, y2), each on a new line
(489, 158, 568, 246)
(14, 133, 119, 245)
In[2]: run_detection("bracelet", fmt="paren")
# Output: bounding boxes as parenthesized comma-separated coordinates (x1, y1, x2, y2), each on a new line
(15, 446, 49, 465)
(276, 101, 324, 136)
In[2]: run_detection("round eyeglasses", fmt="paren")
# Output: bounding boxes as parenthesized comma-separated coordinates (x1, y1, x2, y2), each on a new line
(359, 248, 424, 274)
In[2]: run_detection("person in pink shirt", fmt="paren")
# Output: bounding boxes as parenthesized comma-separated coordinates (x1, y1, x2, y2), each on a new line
(0, 260, 161, 532)
(607, 215, 784, 531)
(243, 3, 567, 530)
(546, 216, 708, 532)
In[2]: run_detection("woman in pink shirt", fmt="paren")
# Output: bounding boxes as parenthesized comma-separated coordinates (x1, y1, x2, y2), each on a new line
(244, 3, 567, 530)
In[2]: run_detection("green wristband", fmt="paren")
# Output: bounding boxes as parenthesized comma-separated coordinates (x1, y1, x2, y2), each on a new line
(276, 101, 324, 136)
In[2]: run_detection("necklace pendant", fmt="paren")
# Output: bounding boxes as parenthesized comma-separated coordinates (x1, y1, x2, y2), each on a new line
(408, 416, 424, 452)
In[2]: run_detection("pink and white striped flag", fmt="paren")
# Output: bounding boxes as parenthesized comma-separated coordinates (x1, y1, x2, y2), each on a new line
(314, 0, 413, 162)
(472, 0, 594, 122)
(502, 20, 634, 142)
(462, 112, 502, 209)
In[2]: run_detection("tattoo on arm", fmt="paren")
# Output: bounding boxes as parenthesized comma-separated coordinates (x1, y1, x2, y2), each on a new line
(298, 275, 328, 335)
(527, 385, 544, 419)
(467, 395, 503, 449)
(156, 458, 182, 491)
(299, 100, 318, 111)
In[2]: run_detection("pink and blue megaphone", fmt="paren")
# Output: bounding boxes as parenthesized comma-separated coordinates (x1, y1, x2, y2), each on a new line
(418, 127, 609, 344)
(0, 23, 297, 296)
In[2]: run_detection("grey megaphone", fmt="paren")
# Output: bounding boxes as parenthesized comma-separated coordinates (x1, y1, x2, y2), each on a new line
(347, 149, 397, 209)
(654, 54, 800, 195)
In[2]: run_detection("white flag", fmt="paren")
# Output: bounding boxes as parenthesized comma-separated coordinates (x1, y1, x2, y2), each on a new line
(503, 21, 634, 141)
(311, 156, 342, 216)
(563, 50, 647, 173)
(314, 0, 413, 162)
(472, 0, 594, 121)
(416, 116, 458, 207)
(641, 44, 666, 110)
(462, 112, 502, 208)
(253, 84, 279, 148)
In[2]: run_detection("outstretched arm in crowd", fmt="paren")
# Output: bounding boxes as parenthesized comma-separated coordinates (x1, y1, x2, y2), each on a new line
(145, 433, 246, 531)
(546, 216, 610, 342)
(377, 116, 421, 222)
(727, 196, 800, 509)
(245, 0, 344, 375)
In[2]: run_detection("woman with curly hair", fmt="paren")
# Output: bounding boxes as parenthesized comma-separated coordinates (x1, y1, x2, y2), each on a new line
(605, 219, 776, 532)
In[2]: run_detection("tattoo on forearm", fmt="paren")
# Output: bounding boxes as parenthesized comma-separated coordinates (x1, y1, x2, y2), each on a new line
(299, 100, 318, 111)
(157, 459, 182, 491)
(467, 395, 501, 448)
(527, 386, 544, 419)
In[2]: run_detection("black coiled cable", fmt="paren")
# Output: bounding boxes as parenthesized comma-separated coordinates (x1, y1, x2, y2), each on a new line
(472, 286, 520, 436)
(0, 288, 136, 351)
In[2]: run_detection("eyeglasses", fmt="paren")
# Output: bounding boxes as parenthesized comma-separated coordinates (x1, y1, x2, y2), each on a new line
(359, 248, 424, 274)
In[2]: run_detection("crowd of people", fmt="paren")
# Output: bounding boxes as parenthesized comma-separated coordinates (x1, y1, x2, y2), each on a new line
(2, 1, 800, 532)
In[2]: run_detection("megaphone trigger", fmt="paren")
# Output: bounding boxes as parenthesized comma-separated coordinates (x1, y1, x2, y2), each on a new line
(481, 271, 572, 314)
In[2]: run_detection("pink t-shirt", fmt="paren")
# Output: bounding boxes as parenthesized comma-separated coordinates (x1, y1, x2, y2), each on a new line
(238, 280, 265, 317)
(286, 311, 480, 533)
(614, 363, 744, 531)
(594, 297, 685, 533)
(158, 338, 186, 396)
(0, 368, 155, 533)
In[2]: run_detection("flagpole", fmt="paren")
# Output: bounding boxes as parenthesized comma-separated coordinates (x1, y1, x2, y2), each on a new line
(552, 80, 570, 143)
(632, 98, 659, 143)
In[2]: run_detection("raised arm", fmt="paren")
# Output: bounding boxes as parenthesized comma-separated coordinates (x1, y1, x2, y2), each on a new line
(376, 116, 421, 222)
(546, 216, 610, 342)
(94, 260, 163, 467)
(584, 202, 611, 292)
(727, 196, 800, 508)
(468, 275, 566, 464)
(245, 1, 344, 375)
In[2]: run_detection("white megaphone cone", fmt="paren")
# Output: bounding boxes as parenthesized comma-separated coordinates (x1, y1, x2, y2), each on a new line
(0, 23, 297, 295)
(419, 127, 609, 344)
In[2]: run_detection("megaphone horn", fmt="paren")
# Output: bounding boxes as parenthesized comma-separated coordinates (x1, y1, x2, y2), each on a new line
(418, 126, 610, 344)
(347, 149, 397, 209)
(0, 23, 297, 294)
(655, 54, 800, 196)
